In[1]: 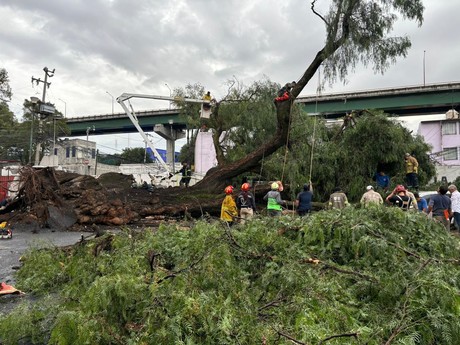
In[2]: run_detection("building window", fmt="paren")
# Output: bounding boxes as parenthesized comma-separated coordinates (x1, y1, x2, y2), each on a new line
(91, 149, 96, 159)
(72, 146, 76, 157)
(66, 147, 70, 158)
(443, 147, 458, 161)
(54, 148, 58, 156)
(442, 122, 457, 135)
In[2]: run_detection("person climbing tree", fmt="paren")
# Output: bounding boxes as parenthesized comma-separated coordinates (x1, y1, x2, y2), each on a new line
(274, 81, 296, 103)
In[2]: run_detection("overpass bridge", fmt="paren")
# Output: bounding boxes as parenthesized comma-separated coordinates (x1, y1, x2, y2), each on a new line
(66, 82, 460, 137)
(66, 108, 184, 136)
(298, 82, 460, 117)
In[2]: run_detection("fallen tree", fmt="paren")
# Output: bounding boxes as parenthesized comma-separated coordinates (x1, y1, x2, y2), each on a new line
(5, 168, 236, 228)
(1, 1, 426, 227)
(2, 207, 460, 344)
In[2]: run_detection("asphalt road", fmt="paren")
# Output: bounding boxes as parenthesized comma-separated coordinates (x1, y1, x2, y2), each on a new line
(0, 227, 83, 314)
(0, 227, 83, 284)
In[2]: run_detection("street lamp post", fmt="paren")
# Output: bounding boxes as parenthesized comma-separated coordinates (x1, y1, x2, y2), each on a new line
(106, 91, 114, 115)
(423, 50, 426, 86)
(165, 83, 172, 109)
(58, 98, 67, 117)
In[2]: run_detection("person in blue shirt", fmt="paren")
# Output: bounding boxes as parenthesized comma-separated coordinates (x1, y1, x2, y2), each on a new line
(413, 192, 427, 213)
(374, 171, 390, 192)
(295, 182, 313, 216)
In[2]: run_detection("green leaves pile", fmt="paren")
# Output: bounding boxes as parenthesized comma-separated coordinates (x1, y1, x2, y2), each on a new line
(2, 207, 460, 344)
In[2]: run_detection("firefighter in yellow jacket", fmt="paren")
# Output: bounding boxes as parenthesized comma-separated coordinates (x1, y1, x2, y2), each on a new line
(221, 185, 238, 226)
(404, 153, 419, 190)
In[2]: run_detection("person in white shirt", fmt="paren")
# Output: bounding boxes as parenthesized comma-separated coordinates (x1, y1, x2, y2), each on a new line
(360, 185, 383, 207)
(448, 184, 460, 230)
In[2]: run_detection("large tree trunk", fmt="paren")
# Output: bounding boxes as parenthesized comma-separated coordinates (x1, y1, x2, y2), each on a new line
(193, 50, 325, 193)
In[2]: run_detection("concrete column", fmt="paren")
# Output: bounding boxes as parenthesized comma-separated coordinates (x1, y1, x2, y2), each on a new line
(153, 124, 185, 173)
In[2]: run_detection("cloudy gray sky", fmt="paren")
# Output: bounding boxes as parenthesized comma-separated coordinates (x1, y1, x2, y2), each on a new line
(1, 0, 459, 153)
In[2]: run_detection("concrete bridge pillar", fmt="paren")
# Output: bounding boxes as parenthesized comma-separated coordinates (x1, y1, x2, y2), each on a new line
(153, 124, 185, 173)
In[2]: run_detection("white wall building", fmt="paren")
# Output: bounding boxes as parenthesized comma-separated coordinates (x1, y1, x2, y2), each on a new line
(418, 110, 460, 183)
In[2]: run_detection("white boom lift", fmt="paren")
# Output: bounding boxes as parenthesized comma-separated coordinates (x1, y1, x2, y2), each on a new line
(116, 93, 211, 185)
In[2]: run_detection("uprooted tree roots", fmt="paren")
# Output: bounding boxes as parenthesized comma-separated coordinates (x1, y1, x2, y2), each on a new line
(5, 167, 224, 230)
(7, 164, 296, 231)
(9, 168, 141, 229)
(14, 166, 63, 228)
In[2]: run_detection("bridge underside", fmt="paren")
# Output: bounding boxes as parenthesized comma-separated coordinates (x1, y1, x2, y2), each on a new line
(67, 111, 185, 136)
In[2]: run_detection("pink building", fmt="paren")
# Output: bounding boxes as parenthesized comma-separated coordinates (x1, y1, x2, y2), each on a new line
(418, 110, 460, 182)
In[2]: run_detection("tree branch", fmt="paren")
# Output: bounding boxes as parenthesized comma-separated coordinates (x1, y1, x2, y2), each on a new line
(383, 259, 433, 344)
(319, 261, 378, 283)
(319, 332, 359, 344)
(311, 0, 328, 26)
(156, 251, 207, 284)
(367, 230, 422, 259)
(258, 293, 287, 313)
(276, 329, 308, 345)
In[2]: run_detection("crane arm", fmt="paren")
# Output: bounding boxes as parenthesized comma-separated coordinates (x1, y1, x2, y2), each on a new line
(117, 97, 171, 173)
(117, 93, 208, 104)
(116, 93, 210, 175)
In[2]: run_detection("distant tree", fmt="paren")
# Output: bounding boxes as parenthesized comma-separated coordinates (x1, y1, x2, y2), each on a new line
(0, 68, 12, 102)
(97, 153, 122, 166)
(120, 147, 153, 164)
(0, 103, 17, 158)
(2, 100, 70, 165)
(0, 69, 19, 161)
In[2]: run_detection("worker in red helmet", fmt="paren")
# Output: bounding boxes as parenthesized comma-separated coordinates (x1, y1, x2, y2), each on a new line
(236, 183, 256, 224)
(221, 185, 238, 226)
(385, 185, 412, 210)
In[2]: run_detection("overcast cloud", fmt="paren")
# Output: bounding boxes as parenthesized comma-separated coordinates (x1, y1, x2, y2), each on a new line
(1, 0, 459, 152)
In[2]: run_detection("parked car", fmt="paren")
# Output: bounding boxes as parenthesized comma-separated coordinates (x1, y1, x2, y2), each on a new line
(419, 191, 455, 230)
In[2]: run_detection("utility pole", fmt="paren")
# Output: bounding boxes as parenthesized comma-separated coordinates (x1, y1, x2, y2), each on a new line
(28, 97, 40, 164)
(31, 67, 55, 165)
(165, 83, 172, 109)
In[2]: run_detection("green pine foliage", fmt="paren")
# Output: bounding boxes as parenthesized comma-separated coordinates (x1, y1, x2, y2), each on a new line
(277, 110, 435, 202)
(1, 208, 460, 344)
